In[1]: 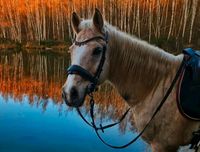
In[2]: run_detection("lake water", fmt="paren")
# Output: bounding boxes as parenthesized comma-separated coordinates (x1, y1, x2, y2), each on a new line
(0, 49, 149, 152)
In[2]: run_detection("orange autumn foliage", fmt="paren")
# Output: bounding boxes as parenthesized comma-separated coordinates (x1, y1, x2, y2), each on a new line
(0, 0, 199, 49)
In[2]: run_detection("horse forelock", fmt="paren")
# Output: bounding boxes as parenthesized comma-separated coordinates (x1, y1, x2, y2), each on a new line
(76, 20, 104, 41)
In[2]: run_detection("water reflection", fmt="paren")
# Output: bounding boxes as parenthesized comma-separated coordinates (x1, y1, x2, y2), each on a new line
(0, 49, 148, 152)
(0, 49, 131, 130)
(0, 50, 68, 102)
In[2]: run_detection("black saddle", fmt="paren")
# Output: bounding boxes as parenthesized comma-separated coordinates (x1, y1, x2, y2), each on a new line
(177, 48, 200, 121)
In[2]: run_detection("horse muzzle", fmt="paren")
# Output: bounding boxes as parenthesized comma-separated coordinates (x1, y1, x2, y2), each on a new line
(62, 86, 85, 107)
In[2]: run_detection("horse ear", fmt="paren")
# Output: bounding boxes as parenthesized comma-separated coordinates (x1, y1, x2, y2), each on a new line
(71, 12, 81, 34)
(93, 8, 104, 33)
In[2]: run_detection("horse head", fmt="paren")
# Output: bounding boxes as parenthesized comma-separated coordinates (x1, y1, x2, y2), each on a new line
(62, 9, 109, 107)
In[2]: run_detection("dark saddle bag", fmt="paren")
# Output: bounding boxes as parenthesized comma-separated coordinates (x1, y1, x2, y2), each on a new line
(177, 48, 200, 121)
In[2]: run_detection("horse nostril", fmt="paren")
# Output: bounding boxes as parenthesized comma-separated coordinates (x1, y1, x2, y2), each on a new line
(70, 87, 78, 100)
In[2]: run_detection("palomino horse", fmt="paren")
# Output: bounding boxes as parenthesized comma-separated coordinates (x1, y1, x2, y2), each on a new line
(62, 9, 200, 152)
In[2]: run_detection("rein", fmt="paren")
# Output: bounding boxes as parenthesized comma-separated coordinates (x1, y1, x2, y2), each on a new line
(76, 94, 131, 133)
(67, 32, 187, 149)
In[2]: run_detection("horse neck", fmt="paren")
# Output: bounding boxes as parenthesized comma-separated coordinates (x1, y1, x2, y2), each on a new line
(106, 28, 183, 105)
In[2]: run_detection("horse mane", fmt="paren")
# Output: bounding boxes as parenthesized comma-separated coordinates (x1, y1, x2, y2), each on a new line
(79, 19, 182, 100)
(104, 23, 182, 100)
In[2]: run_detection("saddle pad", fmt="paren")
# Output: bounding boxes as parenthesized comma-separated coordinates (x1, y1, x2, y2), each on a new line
(178, 48, 200, 121)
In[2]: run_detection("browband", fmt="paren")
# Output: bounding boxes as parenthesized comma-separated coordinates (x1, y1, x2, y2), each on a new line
(73, 32, 108, 46)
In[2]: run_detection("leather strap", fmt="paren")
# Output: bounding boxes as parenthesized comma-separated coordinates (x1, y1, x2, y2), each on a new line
(88, 56, 186, 149)
(73, 31, 108, 46)
(67, 65, 98, 84)
(74, 36, 106, 46)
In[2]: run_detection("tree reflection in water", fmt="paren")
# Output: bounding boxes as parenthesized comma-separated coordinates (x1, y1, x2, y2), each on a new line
(0, 49, 135, 133)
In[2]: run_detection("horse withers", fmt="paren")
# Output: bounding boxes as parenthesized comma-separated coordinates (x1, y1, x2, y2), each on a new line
(62, 9, 200, 152)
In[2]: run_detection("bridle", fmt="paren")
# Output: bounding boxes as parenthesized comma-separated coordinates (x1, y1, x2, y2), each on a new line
(67, 32, 108, 93)
(66, 31, 187, 149)
(67, 31, 133, 147)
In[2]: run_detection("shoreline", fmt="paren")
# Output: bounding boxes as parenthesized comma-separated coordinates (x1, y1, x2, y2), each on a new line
(0, 40, 198, 54)
(0, 40, 70, 51)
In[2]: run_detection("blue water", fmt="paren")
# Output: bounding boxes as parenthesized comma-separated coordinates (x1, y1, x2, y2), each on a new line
(0, 94, 148, 152)
(0, 50, 149, 152)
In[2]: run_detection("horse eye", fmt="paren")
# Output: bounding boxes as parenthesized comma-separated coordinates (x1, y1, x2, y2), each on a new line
(92, 47, 102, 56)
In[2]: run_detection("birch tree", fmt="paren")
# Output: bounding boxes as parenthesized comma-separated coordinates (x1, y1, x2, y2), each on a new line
(182, 0, 189, 38)
(168, 0, 175, 39)
(189, 0, 198, 43)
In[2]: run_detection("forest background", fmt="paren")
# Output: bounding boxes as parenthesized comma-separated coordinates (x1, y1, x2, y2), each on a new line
(0, 0, 199, 52)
